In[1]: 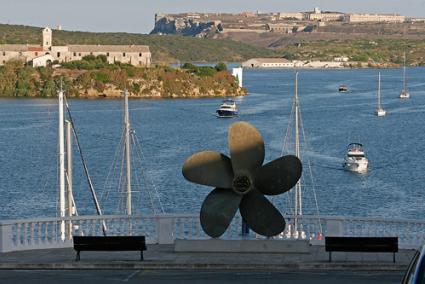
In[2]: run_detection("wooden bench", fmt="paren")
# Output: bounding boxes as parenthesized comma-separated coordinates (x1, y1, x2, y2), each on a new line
(73, 236, 147, 261)
(325, 236, 398, 263)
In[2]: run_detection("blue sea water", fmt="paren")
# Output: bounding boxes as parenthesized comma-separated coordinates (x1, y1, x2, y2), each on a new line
(1, 67, 425, 220)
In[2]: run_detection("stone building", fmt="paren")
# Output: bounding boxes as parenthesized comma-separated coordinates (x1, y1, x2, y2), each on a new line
(307, 8, 344, 22)
(0, 27, 151, 67)
(266, 23, 296, 33)
(344, 13, 405, 23)
(279, 12, 305, 20)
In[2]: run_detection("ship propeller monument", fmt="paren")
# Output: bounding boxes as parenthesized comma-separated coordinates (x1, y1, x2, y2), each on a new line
(182, 121, 302, 238)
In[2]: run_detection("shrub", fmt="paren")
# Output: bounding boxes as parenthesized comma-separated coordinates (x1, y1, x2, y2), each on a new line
(214, 62, 227, 72)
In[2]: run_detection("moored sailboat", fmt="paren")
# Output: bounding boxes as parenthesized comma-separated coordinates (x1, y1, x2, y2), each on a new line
(280, 72, 322, 239)
(400, 52, 410, 99)
(375, 72, 386, 117)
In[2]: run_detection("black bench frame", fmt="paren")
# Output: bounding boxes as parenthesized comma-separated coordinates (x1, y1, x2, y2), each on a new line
(325, 236, 398, 263)
(73, 236, 147, 261)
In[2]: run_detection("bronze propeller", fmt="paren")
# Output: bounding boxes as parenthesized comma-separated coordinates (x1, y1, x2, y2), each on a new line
(182, 121, 302, 238)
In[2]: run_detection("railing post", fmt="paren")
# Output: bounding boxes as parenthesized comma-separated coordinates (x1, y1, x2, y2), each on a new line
(157, 216, 174, 244)
(0, 223, 13, 253)
(326, 219, 343, 237)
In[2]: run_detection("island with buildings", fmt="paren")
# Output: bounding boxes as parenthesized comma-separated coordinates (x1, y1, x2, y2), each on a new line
(0, 27, 246, 98)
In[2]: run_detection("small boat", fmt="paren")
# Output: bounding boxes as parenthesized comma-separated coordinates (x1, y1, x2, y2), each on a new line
(400, 52, 410, 99)
(216, 99, 238, 118)
(343, 143, 368, 173)
(375, 72, 386, 117)
(338, 85, 348, 92)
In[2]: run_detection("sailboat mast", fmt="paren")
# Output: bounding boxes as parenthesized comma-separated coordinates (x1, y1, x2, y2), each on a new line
(294, 72, 302, 216)
(66, 120, 73, 239)
(124, 90, 132, 215)
(378, 72, 381, 108)
(58, 88, 66, 240)
(403, 52, 407, 91)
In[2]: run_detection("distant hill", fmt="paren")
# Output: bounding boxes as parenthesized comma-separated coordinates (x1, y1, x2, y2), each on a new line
(0, 24, 277, 63)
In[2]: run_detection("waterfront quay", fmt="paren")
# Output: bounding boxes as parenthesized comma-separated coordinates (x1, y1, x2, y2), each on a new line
(0, 244, 413, 283)
(0, 270, 406, 284)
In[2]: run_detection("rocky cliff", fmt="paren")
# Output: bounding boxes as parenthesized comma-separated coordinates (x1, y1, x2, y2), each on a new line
(150, 14, 223, 38)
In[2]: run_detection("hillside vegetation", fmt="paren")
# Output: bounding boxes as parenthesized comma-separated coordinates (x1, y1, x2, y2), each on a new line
(0, 57, 246, 98)
(276, 38, 425, 66)
(0, 24, 277, 63)
(2, 23, 425, 66)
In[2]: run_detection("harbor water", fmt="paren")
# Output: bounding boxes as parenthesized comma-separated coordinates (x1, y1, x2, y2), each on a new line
(1, 68, 425, 220)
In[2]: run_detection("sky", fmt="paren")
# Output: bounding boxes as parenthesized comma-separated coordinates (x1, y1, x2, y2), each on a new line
(1, 0, 425, 34)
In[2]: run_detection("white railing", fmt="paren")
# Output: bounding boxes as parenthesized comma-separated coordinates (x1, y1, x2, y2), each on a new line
(1, 214, 425, 252)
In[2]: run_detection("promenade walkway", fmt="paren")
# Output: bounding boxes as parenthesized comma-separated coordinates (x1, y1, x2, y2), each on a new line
(0, 244, 416, 271)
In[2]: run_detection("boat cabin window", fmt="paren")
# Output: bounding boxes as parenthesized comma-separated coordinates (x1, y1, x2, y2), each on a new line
(348, 153, 364, 157)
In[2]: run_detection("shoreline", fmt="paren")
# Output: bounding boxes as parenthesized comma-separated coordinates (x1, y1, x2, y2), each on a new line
(0, 94, 247, 100)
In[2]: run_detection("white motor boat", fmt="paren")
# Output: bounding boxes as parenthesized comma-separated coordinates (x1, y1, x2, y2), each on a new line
(216, 99, 238, 118)
(343, 143, 368, 173)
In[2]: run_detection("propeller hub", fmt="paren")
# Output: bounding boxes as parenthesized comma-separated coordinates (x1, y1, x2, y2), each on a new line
(232, 175, 252, 195)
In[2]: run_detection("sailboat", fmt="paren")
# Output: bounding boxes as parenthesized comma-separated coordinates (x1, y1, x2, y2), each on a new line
(57, 88, 163, 240)
(400, 52, 410, 99)
(101, 90, 164, 216)
(281, 72, 322, 240)
(375, 72, 386, 117)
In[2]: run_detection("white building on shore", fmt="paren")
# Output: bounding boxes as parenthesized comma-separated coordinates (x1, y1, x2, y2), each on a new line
(242, 58, 346, 69)
(242, 58, 294, 68)
(0, 27, 151, 67)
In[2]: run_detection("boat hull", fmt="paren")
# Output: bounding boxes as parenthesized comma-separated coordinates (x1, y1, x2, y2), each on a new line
(343, 160, 368, 173)
(400, 91, 410, 99)
(216, 110, 238, 118)
(375, 108, 386, 117)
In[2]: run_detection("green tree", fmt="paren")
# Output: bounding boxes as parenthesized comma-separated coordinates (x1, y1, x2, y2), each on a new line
(16, 67, 34, 96)
(215, 62, 227, 72)
(0, 61, 21, 96)
(41, 78, 56, 97)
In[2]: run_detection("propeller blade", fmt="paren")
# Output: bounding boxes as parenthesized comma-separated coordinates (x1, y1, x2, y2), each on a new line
(182, 151, 234, 188)
(200, 188, 242, 238)
(255, 155, 302, 196)
(239, 189, 285, 237)
(228, 122, 265, 175)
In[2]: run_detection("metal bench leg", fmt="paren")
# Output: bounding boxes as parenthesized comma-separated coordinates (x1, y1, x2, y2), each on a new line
(329, 252, 332, 263)
(76, 251, 80, 261)
(393, 252, 395, 263)
(140, 251, 144, 261)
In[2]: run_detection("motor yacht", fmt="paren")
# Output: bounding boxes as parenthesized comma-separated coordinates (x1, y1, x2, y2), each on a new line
(343, 143, 368, 173)
(216, 99, 238, 118)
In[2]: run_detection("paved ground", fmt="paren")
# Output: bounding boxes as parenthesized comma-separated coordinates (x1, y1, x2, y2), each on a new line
(0, 270, 405, 284)
(0, 244, 416, 272)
